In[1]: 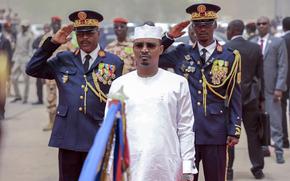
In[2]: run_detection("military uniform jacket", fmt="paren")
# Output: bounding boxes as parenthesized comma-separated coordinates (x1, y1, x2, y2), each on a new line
(160, 39, 242, 145)
(26, 37, 124, 152)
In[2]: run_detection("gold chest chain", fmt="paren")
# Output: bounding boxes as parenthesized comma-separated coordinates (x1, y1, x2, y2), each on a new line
(201, 50, 241, 115)
(83, 72, 108, 113)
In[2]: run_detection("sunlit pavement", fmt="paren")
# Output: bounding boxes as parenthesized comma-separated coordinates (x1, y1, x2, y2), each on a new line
(0, 82, 289, 181)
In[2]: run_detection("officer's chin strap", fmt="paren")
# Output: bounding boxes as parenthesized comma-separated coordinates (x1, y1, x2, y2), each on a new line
(201, 50, 241, 115)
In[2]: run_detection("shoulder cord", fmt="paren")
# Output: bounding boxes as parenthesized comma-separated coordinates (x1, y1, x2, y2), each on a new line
(202, 50, 241, 114)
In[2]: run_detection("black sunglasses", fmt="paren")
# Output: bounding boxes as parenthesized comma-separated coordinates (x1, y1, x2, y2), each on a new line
(133, 42, 158, 49)
(257, 22, 268, 26)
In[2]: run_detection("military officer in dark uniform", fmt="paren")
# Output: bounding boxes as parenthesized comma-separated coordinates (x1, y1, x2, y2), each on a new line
(159, 3, 242, 181)
(26, 10, 123, 181)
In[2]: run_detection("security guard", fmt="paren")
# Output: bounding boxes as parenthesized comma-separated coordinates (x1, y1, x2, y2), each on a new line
(159, 3, 242, 181)
(26, 10, 123, 181)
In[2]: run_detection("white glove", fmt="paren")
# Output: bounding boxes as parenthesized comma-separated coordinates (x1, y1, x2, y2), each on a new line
(182, 173, 194, 181)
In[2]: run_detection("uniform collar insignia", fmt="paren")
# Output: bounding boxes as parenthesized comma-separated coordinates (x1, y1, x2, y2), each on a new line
(98, 50, 106, 57)
(216, 42, 223, 53)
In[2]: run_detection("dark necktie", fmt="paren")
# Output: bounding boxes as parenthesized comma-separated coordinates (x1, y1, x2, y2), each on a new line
(260, 39, 264, 54)
(200, 48, 207, 64)
(84, 54, 91, 72)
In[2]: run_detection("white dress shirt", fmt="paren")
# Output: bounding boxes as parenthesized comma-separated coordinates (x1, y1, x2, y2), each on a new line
(197, 41, 216, 62)
(258, 33, 269, 55)
(80, 45, 100, 69)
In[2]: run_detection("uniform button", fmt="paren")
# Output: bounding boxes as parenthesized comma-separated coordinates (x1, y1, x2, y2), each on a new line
(83, 75, 87, 78)
(57, 111, 60, 114)
(79, 107, 83, 111)
(201, 69, 204, 73)
(220, 110, 223, 113)
(80, 95, 84, 99)
(81, 85, 85, 89)
(197, 102, 201, 106)
(199, 80, 202, 83)
(198, 90, 202, 94)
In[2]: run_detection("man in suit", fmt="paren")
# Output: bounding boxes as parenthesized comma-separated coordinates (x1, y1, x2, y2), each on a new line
(31, 23, 51, 105)
(0, 23, 13, 120)
(25, 10, 123, 180)
(159, 3, 242, 181)
(252, 16, 288, 164)
(281, 17, 290, 149)
(225, 19, 265, 180)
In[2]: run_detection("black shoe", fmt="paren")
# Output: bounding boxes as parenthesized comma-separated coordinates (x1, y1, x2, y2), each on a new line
(251, 169, 265, 179)
(32, 101, 43, 105)
(283, 140, 290, 148)
(276, 153, 285, 164)
(262, 148, 271, 157)
(227, 169, 233, 180)
(10, 97, 22, 103)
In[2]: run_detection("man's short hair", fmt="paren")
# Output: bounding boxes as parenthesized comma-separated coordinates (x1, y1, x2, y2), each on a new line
(228, 19, 244, 35)
(246, 22, 256, 33)
(282, 17, 290, 31)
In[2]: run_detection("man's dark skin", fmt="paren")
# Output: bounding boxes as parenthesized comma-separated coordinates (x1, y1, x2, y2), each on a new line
(114, 22, 128, 43)
(168, 19, 239, 147)
(51, 20, 61, 34)
(257, 17, 283, 102)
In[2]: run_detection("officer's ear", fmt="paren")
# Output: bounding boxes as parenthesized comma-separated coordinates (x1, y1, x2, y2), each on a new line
(159, 44, 164, 55)
(214, 21, 217, 29)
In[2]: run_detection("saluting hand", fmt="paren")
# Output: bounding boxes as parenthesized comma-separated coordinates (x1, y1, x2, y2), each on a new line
(52, 24, 74, 44)
(168, 20, 190, 39)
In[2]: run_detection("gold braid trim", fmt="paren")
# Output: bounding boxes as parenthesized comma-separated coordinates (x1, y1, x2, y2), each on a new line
(86, 82, 107, 102)
(84, 84, 88, 114)
(202, 50, 241, 113)
(92, 70, 108, 102)
(227, 50, 241, 106)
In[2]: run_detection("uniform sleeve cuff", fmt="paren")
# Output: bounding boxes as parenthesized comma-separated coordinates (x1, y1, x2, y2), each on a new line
(41, 37, 61, 53)
(183, 160, 198, 174)
(165, 32, 174, 40)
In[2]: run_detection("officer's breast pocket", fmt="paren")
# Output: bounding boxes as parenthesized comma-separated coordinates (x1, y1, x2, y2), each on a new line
(58, 67, 77, 84)
(207, 103, 225, 115)
(52, 105, 68, 138)
(207, 103, 227, 133)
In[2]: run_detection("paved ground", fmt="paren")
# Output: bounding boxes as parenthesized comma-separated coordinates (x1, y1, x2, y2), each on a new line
(0, 82, 289, 181)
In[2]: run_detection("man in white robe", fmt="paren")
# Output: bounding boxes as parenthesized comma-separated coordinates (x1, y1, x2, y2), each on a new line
(107, 25, 197, 181)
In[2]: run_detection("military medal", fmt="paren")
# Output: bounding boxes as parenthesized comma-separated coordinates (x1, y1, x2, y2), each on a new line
(211, 60, 228, 85)
(96, 63, 116, 85)
(184, 55, 191, 61)
(62, 71, 69, 83)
